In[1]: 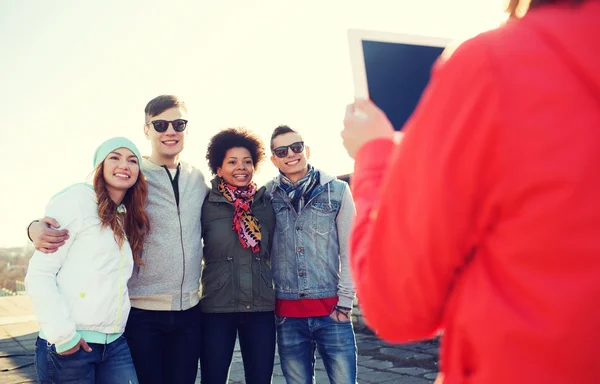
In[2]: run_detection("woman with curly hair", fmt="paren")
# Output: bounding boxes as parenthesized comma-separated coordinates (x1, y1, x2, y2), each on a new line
(200, 127, 276, 384)
(25, 137, 150, 384)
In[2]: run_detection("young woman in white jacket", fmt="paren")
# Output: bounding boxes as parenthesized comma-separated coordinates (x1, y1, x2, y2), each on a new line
(25, 137, 150, 384)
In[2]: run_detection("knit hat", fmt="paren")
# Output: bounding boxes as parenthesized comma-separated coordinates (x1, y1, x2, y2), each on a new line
(93, 137, 142, 168)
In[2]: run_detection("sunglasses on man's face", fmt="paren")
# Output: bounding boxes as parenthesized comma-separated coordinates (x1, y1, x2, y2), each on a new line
(273, 141, 305, 159)
(147, 119, 188, 133)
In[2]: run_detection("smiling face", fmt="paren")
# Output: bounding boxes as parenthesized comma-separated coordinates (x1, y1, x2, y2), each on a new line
(144, 106, 187, 167)
(102, 147, 140, 199)
(270, 132, 310, 183)
(217, 147, 255, 189)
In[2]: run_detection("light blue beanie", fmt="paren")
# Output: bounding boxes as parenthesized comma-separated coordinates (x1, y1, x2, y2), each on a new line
(93, 137, 142, 169)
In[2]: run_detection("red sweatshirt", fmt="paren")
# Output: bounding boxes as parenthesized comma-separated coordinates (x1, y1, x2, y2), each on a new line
(350, 2, 600, 383)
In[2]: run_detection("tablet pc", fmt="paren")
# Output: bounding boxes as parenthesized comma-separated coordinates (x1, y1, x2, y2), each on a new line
(348, 29, 451, 131)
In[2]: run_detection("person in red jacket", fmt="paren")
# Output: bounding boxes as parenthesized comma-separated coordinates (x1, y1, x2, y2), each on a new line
(341, 1, 600, 383)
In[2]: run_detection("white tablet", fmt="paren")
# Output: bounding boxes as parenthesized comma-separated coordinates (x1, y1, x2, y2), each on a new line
(348, 29, 451, 130)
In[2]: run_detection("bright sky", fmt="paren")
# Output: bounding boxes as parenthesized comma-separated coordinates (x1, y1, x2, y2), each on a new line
(0, 0, 505, 247)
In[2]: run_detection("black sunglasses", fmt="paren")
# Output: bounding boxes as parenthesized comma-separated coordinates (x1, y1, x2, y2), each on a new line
(273, 141, 305, 158)
(147, 119, 188, 133)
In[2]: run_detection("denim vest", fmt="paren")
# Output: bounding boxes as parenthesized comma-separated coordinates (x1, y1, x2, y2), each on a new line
(267, 171, 352, 302)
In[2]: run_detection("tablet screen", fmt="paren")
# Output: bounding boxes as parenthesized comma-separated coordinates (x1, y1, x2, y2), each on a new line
(362, 40, 445, 131)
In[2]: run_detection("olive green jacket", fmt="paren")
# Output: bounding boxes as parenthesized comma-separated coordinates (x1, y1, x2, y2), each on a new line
(200, 178, 276, 313)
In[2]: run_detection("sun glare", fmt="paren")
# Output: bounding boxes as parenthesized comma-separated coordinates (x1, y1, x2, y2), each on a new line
(0, 0, 507, 247)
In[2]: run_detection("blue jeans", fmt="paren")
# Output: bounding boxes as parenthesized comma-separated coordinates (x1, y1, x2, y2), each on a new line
(34, 335, 138, 384)
(124, 304, 202, 384)
(201, 311, 276, 384)
(276, 315, 357, 384)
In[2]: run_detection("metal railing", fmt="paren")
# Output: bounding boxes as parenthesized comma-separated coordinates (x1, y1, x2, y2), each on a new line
(15, 280, 26, 294)
(0, 287, 16, 297)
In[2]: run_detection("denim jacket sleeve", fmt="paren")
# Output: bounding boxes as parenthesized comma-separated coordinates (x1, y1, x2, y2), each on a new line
(336, 183, 357, 308)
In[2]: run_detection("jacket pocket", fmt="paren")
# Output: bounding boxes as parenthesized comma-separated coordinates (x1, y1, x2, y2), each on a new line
(201, 263, 234, 307)
(259, 267, 276, 305)
(205, 269, 231, 291)
(311, 201, 340, 236)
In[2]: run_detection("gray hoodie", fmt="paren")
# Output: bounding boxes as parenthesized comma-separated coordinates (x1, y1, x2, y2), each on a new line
(128, 158, 209, 311)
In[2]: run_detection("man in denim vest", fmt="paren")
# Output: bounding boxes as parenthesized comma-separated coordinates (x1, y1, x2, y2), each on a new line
(265, 125, 357, 384)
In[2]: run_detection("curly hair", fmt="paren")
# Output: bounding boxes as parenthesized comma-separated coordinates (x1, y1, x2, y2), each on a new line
(93, 163, 150, 265)
(206, 127, 266, 175)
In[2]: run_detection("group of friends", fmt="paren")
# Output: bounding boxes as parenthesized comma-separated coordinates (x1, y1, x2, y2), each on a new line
(22, 0, 600, 383)
(25, 95, 357, 384)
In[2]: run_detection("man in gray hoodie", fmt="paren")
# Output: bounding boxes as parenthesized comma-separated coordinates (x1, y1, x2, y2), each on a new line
(28, 95, 209, 384)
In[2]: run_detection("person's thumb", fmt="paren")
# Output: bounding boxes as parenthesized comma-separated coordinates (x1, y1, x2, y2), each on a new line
(353, 98, 379, 113)
(42, 217, 61, 229)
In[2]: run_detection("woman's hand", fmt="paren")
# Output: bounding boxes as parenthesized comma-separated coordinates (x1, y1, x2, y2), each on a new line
(59, 338, 92, 355)
(341, 99, 396, 159)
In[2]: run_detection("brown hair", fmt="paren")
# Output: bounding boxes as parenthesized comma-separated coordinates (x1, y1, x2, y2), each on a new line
(144, 95, 187, 121)
(93, 163, 150, 265)
(507, 0, 586, 17)
(269, 125, 299, 150)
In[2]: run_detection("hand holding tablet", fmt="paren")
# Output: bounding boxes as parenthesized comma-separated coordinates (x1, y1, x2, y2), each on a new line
(342, 99, 396, 159)
(347, 29, 450, 131)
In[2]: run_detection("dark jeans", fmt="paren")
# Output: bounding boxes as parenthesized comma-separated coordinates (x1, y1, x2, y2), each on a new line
(124, 304, 202, 384)
(34, 335, 138, 384)
(201, 311, 276, 384)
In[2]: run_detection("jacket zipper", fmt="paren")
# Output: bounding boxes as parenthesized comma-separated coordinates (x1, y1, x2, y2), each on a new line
(177, 206, 185, 310)
(163, 166, 185, 310)
(113, 212, 127, 333)
(113, 248, 125, 333)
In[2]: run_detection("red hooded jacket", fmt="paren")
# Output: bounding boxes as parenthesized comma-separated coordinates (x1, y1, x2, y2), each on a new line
(350, 2, 600, 383)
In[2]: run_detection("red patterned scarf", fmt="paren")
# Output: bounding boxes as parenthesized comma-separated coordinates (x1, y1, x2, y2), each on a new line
(218, 179, 262, 252)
